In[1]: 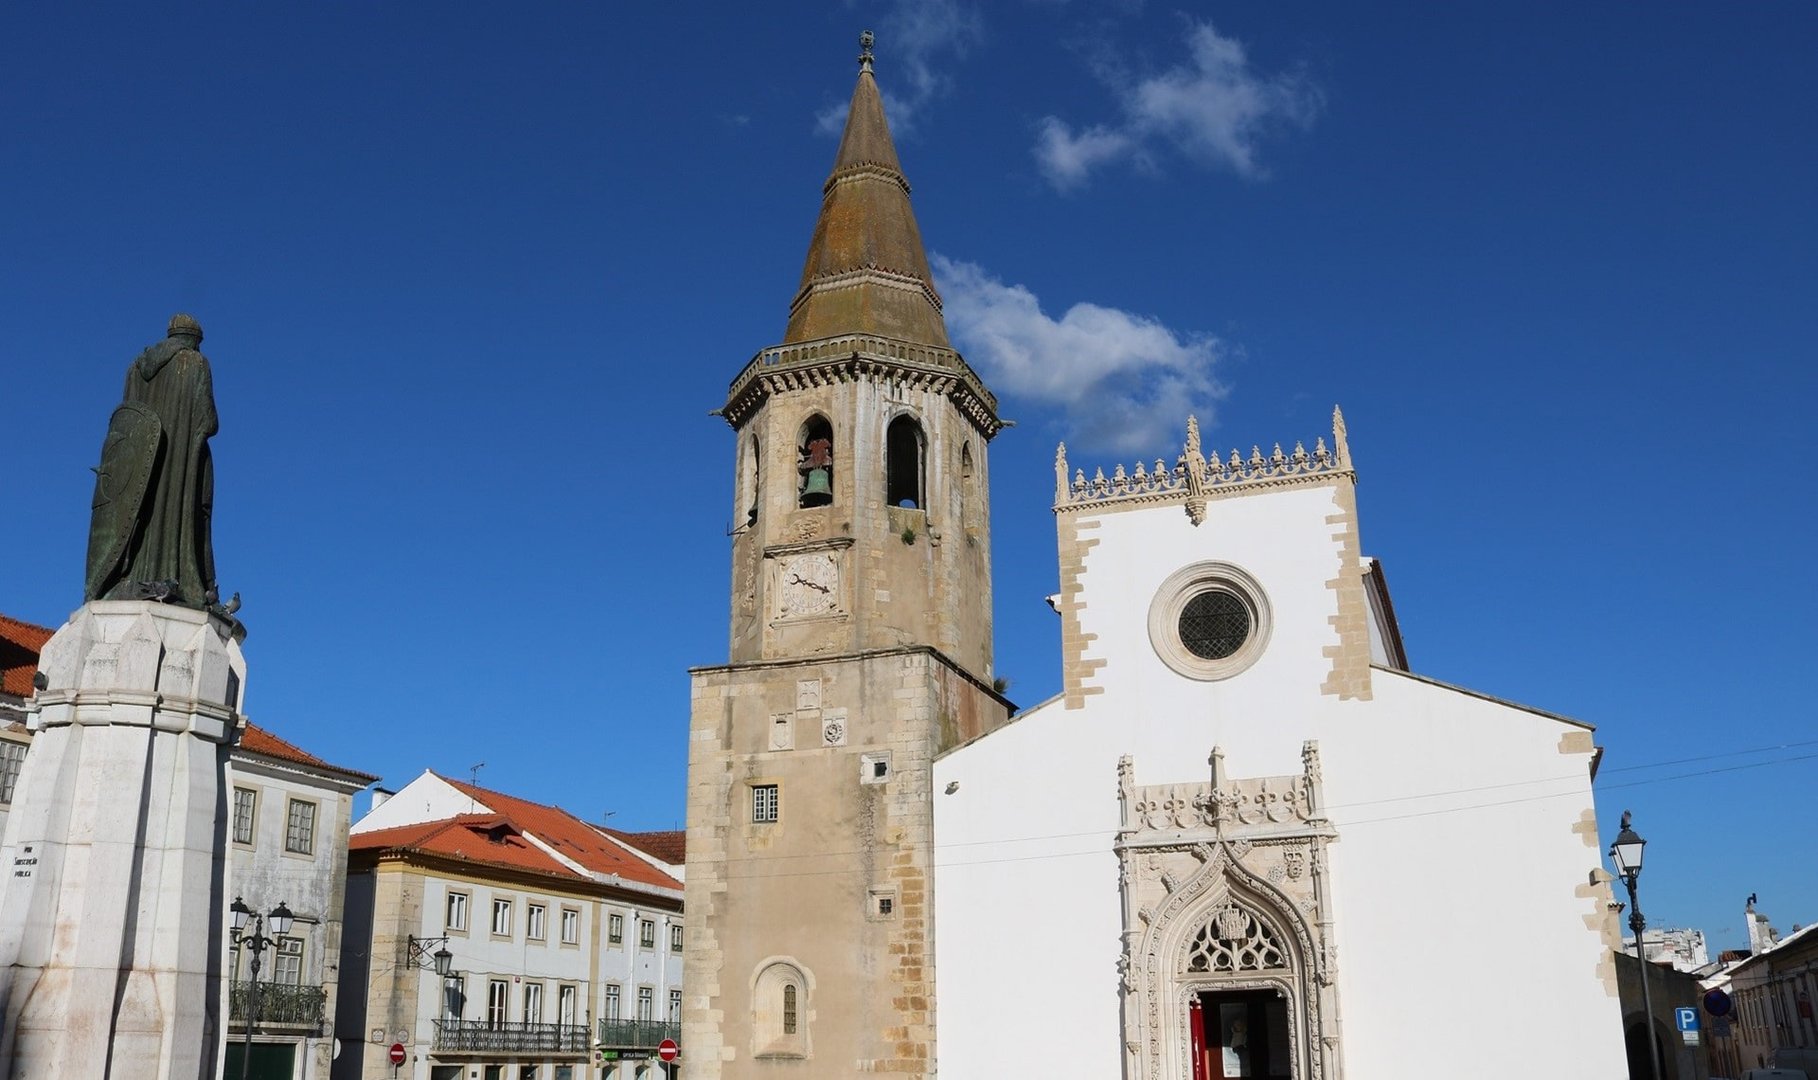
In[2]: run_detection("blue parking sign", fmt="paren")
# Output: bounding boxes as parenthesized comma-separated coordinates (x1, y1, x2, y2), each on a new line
(1675, 1006, 1700, 1032)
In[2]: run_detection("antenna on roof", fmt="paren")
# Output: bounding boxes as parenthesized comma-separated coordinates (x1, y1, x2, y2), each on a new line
(469, 762, 485, 786)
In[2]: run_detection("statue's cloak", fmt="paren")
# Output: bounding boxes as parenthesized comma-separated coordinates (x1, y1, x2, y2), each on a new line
(86, 341, 219, 608)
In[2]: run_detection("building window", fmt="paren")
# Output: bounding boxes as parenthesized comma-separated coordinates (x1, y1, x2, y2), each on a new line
(608, 913, 623, 944)
(961, 442, 980, 538)
(797, 414, 834, 508)
(558, 984, 578, 1026)
(637, 986, 654, 1022)
(744, 434, 763, 526)
(671, 925, 684, 953)
(231, 787, 257, 845)
(274, 935, 304, 984)
(669, 989, 683, 1023)
(523, 982, 543, 1023)
(527, 903, 547, 941)
(885, 414, 924, 509)
(446, 891, 470, 932)
(487, 980, 510, 1027)
(639, 919, 656, 949)
(0, 740, 25, 805)
(752, 784, 779, 824)
(443, 974, 466, 1019)
(283, 798, 316, 855)
(1179, 589, 1250, 660)
(561, 908, 580, 944)
(1147, 562, 1273, 682)
(491, 898, 513, 937)
(520, 1067, 538, 1080)
(604, 983, 621, 1021)
(754, 960, 809, 1057)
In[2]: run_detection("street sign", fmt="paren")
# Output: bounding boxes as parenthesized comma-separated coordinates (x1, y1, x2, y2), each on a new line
(658, 1039, 680, 1062)
(1675, 1007, 1700, 1033)
(1705, 988, 1733, 1016)
(388, 1043, 407, 1066)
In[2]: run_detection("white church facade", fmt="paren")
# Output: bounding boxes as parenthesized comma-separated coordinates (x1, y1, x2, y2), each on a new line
(932, 417, 1628, 1077)
(683, 37, 1628, 1080)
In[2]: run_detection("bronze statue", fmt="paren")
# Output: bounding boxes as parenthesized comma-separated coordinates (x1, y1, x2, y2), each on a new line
(84, 314, 221, 611)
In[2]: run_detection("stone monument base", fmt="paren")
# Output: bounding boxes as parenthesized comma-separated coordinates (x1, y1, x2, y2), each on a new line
(0, 600, 244, 1080)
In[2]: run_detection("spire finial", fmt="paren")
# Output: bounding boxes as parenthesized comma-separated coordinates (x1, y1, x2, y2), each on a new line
(859, 29, 875, 73)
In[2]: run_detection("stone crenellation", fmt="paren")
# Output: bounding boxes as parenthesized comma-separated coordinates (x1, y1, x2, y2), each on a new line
(1055, 408, 1354, 518)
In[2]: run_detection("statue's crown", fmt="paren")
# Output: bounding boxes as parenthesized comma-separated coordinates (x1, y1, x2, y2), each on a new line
(167, 313, 203, 341)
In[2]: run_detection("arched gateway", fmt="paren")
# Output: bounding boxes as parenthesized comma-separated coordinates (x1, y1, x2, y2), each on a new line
(1117, 745, 1344, 1080)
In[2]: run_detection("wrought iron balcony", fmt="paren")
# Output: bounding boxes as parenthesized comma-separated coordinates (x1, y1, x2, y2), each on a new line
(432, 1020, 591, 1054)
(229, 981, 327, 1030)
(596, 1018, 681, 1049)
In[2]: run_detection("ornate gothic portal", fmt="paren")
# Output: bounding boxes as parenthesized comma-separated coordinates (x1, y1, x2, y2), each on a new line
(1117, 744, 1343, 1080)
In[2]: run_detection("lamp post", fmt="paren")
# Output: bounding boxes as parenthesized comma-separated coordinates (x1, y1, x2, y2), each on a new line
(230, 896, 295, 1080)
(1609, 812, 1663, 1080)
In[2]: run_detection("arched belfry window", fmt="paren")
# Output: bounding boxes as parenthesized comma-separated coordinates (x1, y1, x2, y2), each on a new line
(798, 416, 833, 508)
(744, 434, 762, 527)
(960, 442, 979, 537)
(886, 415, 925, 510)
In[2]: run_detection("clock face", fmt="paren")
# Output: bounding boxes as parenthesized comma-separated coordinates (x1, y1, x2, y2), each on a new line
(777, 552, 841, 620)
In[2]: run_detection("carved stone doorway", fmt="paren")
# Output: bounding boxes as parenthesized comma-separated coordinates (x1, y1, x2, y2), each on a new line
(1117, 745, 1343, 1080)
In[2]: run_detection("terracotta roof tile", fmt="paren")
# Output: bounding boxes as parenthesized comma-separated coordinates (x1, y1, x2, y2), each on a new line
(603, 828, 685, 867)
(351, 816, 575, 877)
(440, 776, 682, 892)
(239, 723, 379, 784)
(0, 613, 53, 699)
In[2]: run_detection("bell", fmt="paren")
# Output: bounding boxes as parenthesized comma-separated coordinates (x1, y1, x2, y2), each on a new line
(800, 467, 833, 507)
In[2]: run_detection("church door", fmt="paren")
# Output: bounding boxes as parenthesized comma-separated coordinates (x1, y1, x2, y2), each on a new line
(1197, 990, 1291, 1080)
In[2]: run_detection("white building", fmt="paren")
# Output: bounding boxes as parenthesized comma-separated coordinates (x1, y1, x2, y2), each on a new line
(229, 724, 378, 1080)
(930, 415, 1629, 1079)
(338, 772, 684, 1080)
(1624, 926, 1712, 974)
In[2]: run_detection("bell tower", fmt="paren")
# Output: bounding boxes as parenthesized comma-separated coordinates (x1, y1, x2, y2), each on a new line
(684, 33, 1011, 1080)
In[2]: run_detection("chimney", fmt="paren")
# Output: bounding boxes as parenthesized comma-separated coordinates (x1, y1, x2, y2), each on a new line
(369, 787, 395, 814)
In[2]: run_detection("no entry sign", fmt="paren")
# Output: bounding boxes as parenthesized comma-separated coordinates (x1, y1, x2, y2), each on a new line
(388, 1043, 407, 1066)
(658, 1039, 679, 1062)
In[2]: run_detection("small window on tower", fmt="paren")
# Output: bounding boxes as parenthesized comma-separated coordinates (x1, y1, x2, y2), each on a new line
(886, 415, 924, 509)
(798, 415, 833, 508)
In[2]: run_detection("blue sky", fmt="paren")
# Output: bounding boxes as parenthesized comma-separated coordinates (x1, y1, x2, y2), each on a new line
(4, 3, 1814, 952)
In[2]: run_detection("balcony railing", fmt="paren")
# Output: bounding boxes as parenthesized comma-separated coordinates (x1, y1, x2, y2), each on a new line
(229, 982, 327, 1030)
(596, 1018, 681, 1049)
(432, 1020, 590, 1054)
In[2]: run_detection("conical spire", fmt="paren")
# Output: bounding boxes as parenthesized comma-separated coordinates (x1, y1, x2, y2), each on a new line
(783, 32, 950, 348)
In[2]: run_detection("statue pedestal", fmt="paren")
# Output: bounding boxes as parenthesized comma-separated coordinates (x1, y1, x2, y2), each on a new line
(0, 601, 243, 1080)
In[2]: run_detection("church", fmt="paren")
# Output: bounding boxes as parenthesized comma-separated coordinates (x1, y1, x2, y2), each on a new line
(681, 39, 1627, 1080)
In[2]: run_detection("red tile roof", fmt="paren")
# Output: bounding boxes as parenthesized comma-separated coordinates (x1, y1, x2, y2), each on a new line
(439, 776, 682, 892)
(0, 614, 53, 699)
(350, 816, 575, 876)
(602, 827, 685, 867)
(239, 723, 379, 783)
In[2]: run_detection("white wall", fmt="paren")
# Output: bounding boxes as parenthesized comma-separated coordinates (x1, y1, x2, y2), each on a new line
(933, 485, 1624, 1079)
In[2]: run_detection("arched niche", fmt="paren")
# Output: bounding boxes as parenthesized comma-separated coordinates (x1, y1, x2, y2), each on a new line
(752, 957, 812, 1059)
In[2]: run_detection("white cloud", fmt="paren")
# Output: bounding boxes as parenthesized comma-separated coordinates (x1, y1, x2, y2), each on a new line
(817, 0, 984, 136)
(932, 254, 1228, 452)
(1036, 20, 1321, 190)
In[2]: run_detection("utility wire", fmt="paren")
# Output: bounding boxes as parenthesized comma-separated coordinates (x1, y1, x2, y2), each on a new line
(704, 743, 1818, 882)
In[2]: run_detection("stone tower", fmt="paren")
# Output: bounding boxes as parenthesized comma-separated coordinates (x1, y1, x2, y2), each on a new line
(683, 36, 1012, 1079)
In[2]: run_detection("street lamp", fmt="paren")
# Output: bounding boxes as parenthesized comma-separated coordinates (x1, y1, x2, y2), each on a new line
(407, 935, 456, 977)
(229, 897, 295, 1079)
(1609, 812, 1663, 1080)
